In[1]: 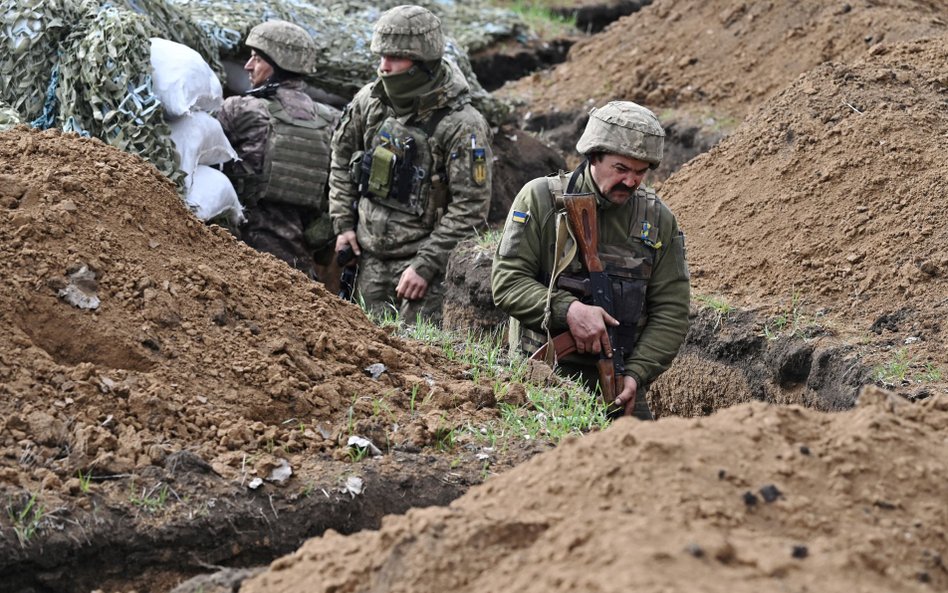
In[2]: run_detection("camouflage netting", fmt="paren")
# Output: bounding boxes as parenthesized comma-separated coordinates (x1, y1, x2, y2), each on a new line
(0, 0, 71, 123)
(0, 0, 191, 179)
(176, 0, 520, 119)
(56, 3, 179, 178)
(0, 0, 518, 181)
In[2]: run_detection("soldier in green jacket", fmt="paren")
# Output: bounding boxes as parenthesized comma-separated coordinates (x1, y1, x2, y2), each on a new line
(329, 5, 492, 323)
(217, 20, 340, 280)
(491, 102, 690, 419)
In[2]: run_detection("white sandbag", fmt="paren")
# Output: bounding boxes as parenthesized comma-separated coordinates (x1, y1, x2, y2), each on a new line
(150, 37, 223, 117)
(170, 111, 238, 189)
(186, 165, 244, 225)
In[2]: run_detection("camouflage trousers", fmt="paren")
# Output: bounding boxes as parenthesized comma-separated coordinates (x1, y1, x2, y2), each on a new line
(241, 201, 319, 280)
(355, 254, 444, 325)
(556, 361, 654, 421)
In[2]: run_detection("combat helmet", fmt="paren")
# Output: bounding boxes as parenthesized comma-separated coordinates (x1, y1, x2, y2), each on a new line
(576, 101, 665, 169)
(245, 20, 317, 75)
(370, 5, 444, 62)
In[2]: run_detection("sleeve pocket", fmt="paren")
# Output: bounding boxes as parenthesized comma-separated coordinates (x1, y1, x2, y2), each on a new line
(671, 231, 689, 280)
(498, 220, 524, 258)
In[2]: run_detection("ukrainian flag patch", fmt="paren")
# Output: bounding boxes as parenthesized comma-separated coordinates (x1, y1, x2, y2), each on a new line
(511, 210, 530, 224)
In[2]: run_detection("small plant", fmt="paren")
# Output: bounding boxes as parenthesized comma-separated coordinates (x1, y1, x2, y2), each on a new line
(346, 393, 359, 434)
(915, 362, 943, 383)
(371, 395, 396, 422)
(129, 482, 170, 513)
(7, 493, 45, 546)
(479, 460, 492, 481)
(435, 426, 457, 452)
(473, 227, 503, 252)
(872, 349, 911, 384)
(873, 350, 943, 385)
(409, 384, 421, 415)
(347, 445, 370, 463)
(359, 297, 401, 330)
(761, 290, 816, 341)
(695, 293, 734, 329)
(300, 481, 317, 498)
(77, 469, 93, 494)
(466, 421, 500, 449)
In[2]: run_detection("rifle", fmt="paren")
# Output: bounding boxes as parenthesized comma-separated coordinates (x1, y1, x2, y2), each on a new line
(531, 194, 625, 403)
(337, 246, 357, 301)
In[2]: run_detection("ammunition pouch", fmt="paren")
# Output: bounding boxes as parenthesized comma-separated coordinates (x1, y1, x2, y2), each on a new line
(530, 244, 655, 360)
(356, 109, 451, 219)
(242, 97, 335, 210)
(357, 132, 427, 215)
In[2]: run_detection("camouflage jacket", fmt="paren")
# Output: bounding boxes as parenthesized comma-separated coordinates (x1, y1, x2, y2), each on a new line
(217, 79, 339, 205)
(491, 168, 691, 386)
(328, 60, 492, 282)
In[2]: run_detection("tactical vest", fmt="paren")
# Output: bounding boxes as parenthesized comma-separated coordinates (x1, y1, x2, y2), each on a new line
(357, 109, 450, 222)
(241, 98, 335, 210)
(519, 167, 662, 360)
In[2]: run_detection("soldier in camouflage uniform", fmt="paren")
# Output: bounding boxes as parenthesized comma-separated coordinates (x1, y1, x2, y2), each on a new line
(217, 20, 340, 280)
(491, 102, 690, 419)
(329, 5, 492, 323)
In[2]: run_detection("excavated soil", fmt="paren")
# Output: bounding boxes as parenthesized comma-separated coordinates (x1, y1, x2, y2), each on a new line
(662, 35, 948, 368)
(0, 127, 543, 592)
(499, 0, 948, 177)
(242, 390, 948, 593)
(501, 0, 948, 122)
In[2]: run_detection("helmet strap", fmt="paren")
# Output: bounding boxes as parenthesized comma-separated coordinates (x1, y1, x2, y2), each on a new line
(566, 159, 588, 194)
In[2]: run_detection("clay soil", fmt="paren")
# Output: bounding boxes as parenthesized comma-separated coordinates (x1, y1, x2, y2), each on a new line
(500, 0, 948, 122)
(3, 1, 948, 591)
(662, 35, 948, 368)
(243, 390, 947, 593)
(0, 127, 540, 592)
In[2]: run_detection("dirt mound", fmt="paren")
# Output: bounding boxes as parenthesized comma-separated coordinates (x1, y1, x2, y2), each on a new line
(500, 0, 948, 121)
(661, 35, 948, 365)
(0, 127, 506, 584)
(241, 389, 948, 593)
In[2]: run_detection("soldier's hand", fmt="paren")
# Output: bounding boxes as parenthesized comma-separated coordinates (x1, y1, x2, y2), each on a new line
(396, 266, 428, 301)
(615, 375, 638, 416)
(566, 301, 619, 355)
(335, 230, 360, 256)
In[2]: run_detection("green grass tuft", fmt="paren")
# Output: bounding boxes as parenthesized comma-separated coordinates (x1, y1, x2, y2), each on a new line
(7, 493, 45, 547)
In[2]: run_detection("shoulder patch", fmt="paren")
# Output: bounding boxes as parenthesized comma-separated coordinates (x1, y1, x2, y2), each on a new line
(470, 133, 487, 186)
(511, 210, 529, 224)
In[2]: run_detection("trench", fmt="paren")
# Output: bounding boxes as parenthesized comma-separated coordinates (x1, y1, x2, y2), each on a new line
(0, 454, 479, 593)
(3, 306, 877, 593)
(444, 243, 878, 417)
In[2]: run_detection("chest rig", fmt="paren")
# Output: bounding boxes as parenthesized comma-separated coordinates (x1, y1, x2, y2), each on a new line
(240, 97, 335, 210)
(524, 163, 663, 359)
(358, 108, 449, 218)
